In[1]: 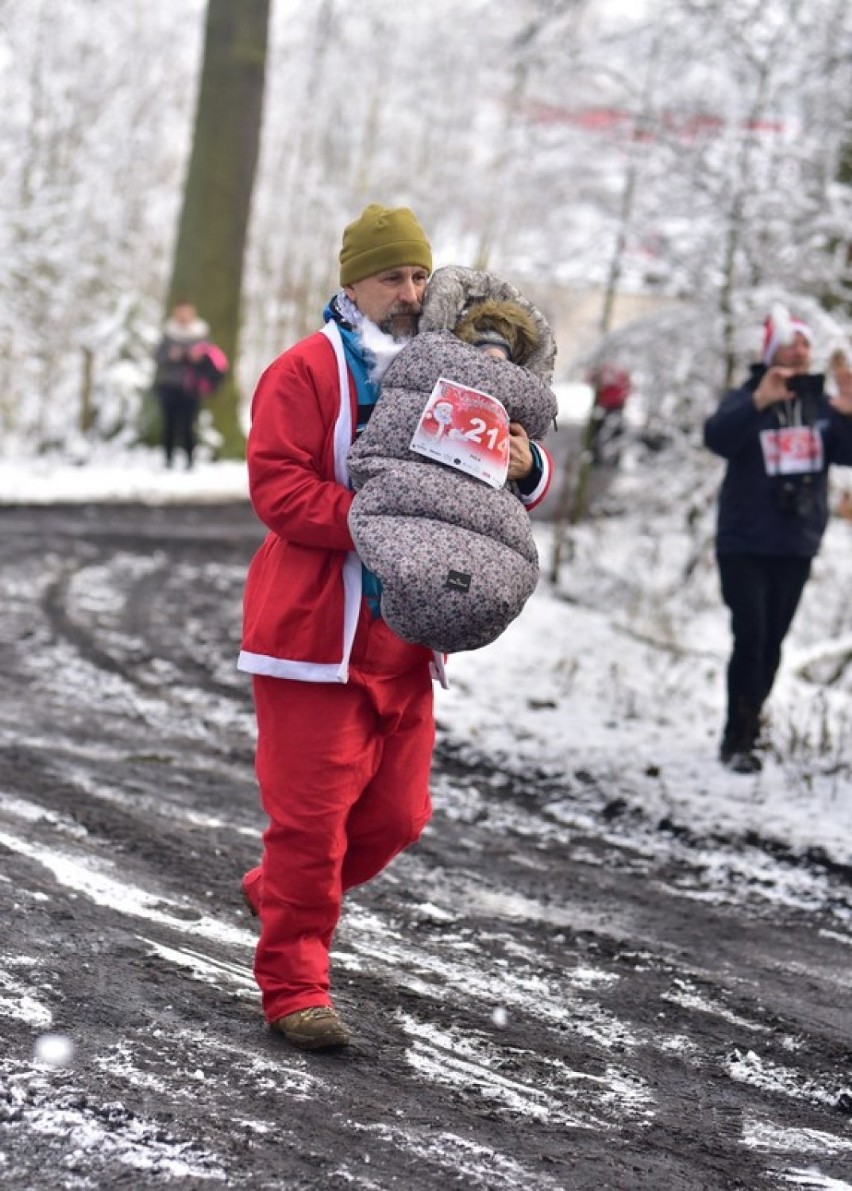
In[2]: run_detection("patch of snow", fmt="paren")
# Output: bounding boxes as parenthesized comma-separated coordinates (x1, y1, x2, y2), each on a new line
(727, 1049, 846, 1111)
(0, 829, 254, 950)
(2, 1066, 228, 1182)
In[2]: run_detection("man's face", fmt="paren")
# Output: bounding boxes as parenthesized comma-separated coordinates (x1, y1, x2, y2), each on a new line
(344, 266, 429, 340)
(773, 332, 811, 374)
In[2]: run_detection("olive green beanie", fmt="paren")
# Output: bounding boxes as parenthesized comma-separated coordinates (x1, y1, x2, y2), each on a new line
(339, 203, 432, 286)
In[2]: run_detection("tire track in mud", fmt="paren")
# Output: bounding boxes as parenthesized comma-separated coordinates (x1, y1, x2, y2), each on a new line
(1, 503, 851, 1190)
(40, 548, 248, 701)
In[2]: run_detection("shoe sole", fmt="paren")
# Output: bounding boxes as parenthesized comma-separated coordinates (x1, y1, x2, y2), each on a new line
(277, 1029, 350, 1051)
(272, 1023, 351, 1051)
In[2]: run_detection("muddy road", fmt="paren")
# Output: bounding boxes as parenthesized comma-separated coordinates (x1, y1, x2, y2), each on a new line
(0, 501, 850, 1190)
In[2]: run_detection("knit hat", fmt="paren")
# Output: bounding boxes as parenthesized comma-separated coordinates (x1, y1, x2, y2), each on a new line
(453, 298, 541, 366)
(339, 204, 432, 286)
(762, 304, 813, 365)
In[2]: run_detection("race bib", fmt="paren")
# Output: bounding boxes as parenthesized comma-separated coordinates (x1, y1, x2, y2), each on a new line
(410, 377, 510, 489)
(759, 426, 824, 476)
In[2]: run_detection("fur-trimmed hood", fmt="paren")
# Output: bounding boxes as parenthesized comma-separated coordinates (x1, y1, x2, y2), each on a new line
(419, 266, 557, 385)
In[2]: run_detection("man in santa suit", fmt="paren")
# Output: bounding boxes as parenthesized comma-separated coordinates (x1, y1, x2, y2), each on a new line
(237, 205, 547, 1049)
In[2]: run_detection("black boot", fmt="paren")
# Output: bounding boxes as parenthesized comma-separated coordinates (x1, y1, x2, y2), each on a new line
(720, 699, 762, 774)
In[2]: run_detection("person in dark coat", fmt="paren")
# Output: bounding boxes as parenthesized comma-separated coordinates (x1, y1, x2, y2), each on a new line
(153, 299, 210, 468)
(704, 306, 852, 773)
(587, 362, 632, 466)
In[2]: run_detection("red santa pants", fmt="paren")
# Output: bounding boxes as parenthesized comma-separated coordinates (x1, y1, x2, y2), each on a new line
(246, 612, 434, 1023)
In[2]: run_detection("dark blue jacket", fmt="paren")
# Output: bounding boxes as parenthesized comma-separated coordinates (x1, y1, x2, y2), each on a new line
(704, 365, 852, 556)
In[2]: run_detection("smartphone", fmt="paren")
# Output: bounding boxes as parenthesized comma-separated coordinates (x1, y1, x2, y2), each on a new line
(785, 373, 824, 400)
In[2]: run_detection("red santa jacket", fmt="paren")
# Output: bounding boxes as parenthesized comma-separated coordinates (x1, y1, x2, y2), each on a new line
(239, 317, 553, 682)
(238, 323, 368, 682)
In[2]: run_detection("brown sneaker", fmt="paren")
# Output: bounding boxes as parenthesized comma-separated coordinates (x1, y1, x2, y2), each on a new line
(272, 1006, 351, 1051)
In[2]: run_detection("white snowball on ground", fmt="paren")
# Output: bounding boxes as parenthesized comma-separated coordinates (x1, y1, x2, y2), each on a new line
(34, 1032, 75, 1067)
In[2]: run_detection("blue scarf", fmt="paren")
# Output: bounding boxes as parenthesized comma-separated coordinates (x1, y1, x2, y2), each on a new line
(323, 295, 383, 615)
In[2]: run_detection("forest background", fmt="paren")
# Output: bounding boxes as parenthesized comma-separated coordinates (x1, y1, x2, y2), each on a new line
(2, 0, 851, 470)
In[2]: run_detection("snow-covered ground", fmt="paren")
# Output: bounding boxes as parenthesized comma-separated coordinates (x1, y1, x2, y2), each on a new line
(2, 444, 851, 1191)
(2, 443, 850, 870)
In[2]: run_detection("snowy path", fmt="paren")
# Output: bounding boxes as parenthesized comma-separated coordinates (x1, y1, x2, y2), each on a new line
(0, 502, 850, 1190)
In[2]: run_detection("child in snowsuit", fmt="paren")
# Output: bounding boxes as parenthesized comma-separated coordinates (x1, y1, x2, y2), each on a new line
(346, 265, 558, 654)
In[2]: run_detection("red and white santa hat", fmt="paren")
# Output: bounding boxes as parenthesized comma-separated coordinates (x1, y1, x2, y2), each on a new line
(762, 303, 813, 365)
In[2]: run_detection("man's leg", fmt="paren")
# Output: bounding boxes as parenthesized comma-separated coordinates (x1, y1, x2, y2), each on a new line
(759, 555, 812, 706)
(251, 674, 378, 1024)
(342, 653, 434, 892)
(717, 553, 768, 760)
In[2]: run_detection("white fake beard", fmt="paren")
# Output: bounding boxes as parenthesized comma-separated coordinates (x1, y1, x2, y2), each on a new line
(359, 317, 410, 383)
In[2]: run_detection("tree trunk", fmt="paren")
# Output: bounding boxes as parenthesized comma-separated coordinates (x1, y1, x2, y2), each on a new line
(168, 0, 270, 458)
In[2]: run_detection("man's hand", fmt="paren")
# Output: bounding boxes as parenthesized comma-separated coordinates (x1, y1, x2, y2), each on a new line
(753, 366, 797, 410)
(507, 422, 533, 480)
(830, 363, 852, 417)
